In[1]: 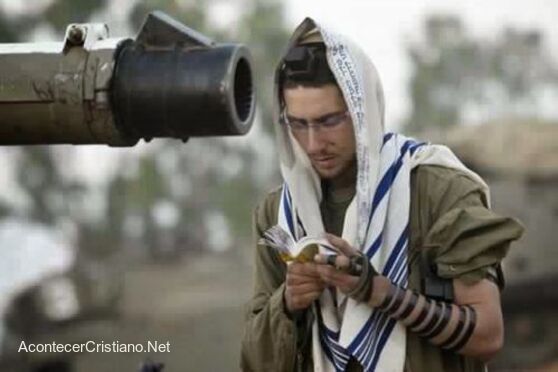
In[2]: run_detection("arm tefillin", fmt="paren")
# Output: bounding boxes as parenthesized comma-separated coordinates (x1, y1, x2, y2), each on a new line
(378, 283, 476, 351)
(345, 256, 477, 352)
(345, 252, 377, 302)
(378, 282, 477, 351)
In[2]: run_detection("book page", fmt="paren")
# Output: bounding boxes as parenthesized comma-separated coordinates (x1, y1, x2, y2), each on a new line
(259, 225, 339, 263)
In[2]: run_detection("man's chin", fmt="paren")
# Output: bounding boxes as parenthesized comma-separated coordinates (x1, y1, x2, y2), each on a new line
(312, 160, 356, 184)
(313, 166, 340, 180)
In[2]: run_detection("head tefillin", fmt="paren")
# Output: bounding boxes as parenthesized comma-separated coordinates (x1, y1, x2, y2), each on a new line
(280, 43, 337, 87)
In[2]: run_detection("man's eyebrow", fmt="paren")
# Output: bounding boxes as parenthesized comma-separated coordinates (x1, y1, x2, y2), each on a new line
(286, 110, 346, 122)
(285, 113, 307, 122)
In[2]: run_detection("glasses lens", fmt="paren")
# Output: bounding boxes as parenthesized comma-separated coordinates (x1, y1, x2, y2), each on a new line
(282, 110, 348, 132)
(289, 119, 307, 130)
(319, 111, 348, 129)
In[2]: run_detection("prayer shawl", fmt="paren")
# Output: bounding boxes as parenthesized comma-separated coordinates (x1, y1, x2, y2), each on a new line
(273, 18, 488, 372)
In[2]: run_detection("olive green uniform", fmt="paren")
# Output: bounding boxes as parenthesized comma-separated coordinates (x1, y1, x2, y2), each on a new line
(241, 165, 523, 372)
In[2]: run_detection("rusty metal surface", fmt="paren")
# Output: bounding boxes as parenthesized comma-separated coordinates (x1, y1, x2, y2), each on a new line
(0, 26, 133, 145)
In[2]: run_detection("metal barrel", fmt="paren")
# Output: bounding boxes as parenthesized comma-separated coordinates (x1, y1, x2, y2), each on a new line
(111, 42, 254, 140)
(0, 11, 256, 146)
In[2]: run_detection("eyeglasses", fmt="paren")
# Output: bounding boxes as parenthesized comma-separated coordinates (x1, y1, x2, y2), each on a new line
(280, 109, 350, 133)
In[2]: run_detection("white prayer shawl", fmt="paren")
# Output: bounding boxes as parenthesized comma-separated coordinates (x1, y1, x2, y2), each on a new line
(273, 18, 488, 372)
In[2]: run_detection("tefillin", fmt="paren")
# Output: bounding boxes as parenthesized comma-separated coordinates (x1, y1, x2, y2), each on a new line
(280, 43, 336, 85)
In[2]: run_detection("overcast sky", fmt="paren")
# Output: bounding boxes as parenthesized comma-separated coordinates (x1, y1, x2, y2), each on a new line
(286, 0, 558, 129)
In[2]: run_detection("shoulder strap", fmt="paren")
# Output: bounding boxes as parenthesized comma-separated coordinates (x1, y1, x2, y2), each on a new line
(420, 250, 454, 302)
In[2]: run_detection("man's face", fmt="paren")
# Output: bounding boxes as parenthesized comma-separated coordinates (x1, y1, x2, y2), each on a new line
(283, 84, 356, 186)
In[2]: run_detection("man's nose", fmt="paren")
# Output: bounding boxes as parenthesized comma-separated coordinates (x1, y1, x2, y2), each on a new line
(306, 126, 327, 153)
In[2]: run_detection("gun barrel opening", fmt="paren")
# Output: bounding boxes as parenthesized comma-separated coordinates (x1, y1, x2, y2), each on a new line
(111, 43, 256, 140)
(233, 56, 253, 124)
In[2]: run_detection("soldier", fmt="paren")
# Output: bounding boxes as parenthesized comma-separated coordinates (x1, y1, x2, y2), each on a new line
(241, 18, 523, 372)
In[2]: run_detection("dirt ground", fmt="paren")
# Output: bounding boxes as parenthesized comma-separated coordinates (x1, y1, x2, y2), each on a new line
(74, 250, 253, 372)
(12, 246, 557, 372)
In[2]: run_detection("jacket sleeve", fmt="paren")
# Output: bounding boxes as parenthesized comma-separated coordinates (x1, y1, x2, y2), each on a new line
(421, 167, 524, 286)
(240, 197, 300, 372)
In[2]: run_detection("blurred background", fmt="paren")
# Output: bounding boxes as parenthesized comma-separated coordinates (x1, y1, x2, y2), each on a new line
(0, 0, 556, 371)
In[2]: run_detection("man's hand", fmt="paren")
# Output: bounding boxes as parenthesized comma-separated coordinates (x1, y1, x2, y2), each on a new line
(314, 233, 365, 296)
(284, 262, 325, 314)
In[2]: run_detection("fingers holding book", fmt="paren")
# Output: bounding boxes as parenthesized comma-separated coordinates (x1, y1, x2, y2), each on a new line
(284, 262, 325, 314)
(324, 233, 359, 257)
(287, 261, 322, 281)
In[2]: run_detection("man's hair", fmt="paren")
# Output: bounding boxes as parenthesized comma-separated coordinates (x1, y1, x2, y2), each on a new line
(279, 43, 337, 90)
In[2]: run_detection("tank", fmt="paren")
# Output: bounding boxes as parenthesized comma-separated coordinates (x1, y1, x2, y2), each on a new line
(432, 120, 558, 370)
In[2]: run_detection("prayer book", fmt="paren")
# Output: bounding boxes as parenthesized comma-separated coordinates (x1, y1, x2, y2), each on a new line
(259, 225, 337, 263)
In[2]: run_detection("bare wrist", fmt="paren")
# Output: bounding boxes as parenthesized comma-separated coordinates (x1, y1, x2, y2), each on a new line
(282, 287, 304, 320)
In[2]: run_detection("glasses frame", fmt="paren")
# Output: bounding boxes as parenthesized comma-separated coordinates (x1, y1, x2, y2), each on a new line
(280, 109, 351, 133)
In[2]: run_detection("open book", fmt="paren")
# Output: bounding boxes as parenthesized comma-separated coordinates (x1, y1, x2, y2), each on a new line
(259, 225, 338, 263)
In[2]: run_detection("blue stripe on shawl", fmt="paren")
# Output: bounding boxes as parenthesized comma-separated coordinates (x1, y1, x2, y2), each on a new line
(318, 328, 339, 369)
(317, 302, 352, 367)
(324, 328, 350, 363)
(365, 139, 415, 237)
(369, 318, 398, 370)
(348, 307, 379, 353)
(394, 260, 409, 285)
(350, 310, 382, 356)
(282, 185, 296, 237)
(330, 345, 350, 362)
(323, 325, 340, 340)
(365, 234, 382, 260)
(382, 225, 409, 278)
(409, 141, 426, 156)
(387, 247, 407, 280)
(382, 132, 395, 147)
(361, 313, 391, 368)
(318, 315, 350, 371)
(297, 214, 307, 237)
(351, 308, 391, 368)
(348, 225, 409, 362)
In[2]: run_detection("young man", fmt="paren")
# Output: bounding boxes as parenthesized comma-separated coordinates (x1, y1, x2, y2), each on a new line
(241, 18, 523, 372)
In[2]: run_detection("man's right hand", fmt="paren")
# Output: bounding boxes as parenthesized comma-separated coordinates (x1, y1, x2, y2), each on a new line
(284, 262, 325, 314)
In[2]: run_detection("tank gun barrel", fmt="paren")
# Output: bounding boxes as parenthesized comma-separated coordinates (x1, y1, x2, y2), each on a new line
(0, 11, 255, 146)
